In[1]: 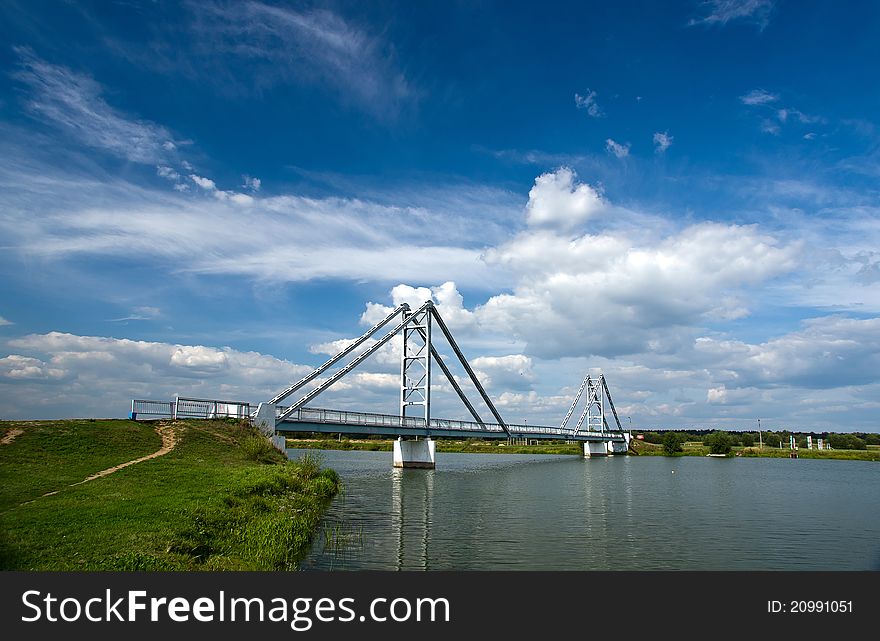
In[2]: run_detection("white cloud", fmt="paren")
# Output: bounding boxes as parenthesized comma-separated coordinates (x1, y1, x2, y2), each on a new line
(13, 48, 176, 164)
(188, 2, 412, 118)
(761, 119, 781, 135)
(471, 354, 535, 391)
(690, 0, 775, 29)
(740, 89, 779, 105)
(0, 354, 66, 380)
(574, 89, 602, 117)
(0, 332, 315, 418)
(0, 316, 12, 327)
(190, 174, 216, 190)
(156, 166, 180, 181)
(479, 222, 801, 359)
(605, 138, 630, 158)
(804, 132, 817, 140)
(525, 167, 607, 229)
(693, 316, 880, 389)
(242, 175, 261, 191)
(653, 131, 673, 153)
(110, 306, 161, 322)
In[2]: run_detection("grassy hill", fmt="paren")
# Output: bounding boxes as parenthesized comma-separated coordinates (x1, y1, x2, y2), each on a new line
(0, 418, 339, 570)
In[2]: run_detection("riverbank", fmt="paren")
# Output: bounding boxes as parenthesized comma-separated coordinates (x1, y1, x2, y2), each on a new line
(286, 437, 583, 455)
(630, 439, 879, 461)
(285, 436, 879, 461)
(0, 419, 340, 570)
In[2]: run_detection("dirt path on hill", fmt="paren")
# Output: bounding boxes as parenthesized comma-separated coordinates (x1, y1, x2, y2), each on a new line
(70, 424, 177, 486)
(1, 428, 24, 445)
(14, 424, 179, 505)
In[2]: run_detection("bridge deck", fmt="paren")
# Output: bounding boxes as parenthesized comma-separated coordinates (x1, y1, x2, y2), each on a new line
(277, 407, 627, 442)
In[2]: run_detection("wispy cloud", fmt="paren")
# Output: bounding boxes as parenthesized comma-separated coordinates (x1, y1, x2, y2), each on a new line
(740, 88, 778, 105)
(109, 306, 161, 322)
(689, 0, 775, 30)
(574, 89, 602, 117)
(777, 108, 824, 125)
(242, 175, 261, 191)
(605, 138, 630, 158)
(186, 1, 412, 118)
(0, 316, 13, 327)
(12, 47, 177, 164)
(653, 131, 673, 153)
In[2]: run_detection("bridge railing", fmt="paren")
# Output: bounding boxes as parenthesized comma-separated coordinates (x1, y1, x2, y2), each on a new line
(174, 397, 252, 420)
(130, 399, 174, 420)
(277, 406, 627, 439)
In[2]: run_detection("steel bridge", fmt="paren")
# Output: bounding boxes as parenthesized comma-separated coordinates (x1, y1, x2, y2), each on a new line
(248, 300, 631, 467)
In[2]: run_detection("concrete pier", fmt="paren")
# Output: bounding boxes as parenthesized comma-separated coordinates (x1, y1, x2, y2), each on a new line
(393, 437, 436, 469)
(584, 441, 610, 457)
(253, 402, 276, 436)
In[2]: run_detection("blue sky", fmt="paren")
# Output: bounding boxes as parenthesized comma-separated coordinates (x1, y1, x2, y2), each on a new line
(1, 0, 878, 431)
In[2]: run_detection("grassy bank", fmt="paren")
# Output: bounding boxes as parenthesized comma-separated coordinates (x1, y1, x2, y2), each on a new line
(0, 419, 340, 570)
(631, 439, 879, 461)
(286, 437, 583, 456)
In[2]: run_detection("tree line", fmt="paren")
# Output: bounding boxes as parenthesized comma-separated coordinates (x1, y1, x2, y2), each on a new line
(637, 430, 878, 456)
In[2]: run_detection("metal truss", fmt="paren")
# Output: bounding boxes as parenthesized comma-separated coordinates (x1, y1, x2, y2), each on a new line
(271, 301, 510, 435)
(560, 373, 624, 436)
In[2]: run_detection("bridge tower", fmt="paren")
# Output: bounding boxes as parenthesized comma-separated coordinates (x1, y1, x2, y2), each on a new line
(560, 373, 629, 457)
(396, 305, 435, 468)
(257, 299, 510, 469)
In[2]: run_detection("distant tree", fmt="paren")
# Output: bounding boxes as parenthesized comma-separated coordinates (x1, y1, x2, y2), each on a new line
(740, 433, 755, 447)
(662, 432, 685, 455)
(829, 434, 867, 450)
(704, 431, 733, 455)
(865, 433, 880, 446)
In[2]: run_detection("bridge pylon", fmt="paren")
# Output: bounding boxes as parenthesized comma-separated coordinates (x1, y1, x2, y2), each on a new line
(560, 373, 629, 457)
(256, 300, 511, 468)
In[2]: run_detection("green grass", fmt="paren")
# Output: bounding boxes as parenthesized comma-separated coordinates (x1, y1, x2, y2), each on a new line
(0, 419, 161, 511)
(0, 419, 340, 570)
(631, 439, 879, 461)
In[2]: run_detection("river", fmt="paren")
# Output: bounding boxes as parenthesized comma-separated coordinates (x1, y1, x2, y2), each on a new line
(289, 449, 880, 571)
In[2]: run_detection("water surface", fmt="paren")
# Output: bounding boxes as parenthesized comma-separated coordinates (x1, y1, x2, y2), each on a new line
(290, 449, 880, 570)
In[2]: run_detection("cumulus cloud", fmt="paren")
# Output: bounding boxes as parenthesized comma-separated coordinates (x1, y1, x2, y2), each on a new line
(190, 174, 216, 190)
(524, 168, 607, 229)
(0, 316, 13, 327)
(242, 175, 261, 191)
(605, 138, 630, 158)
(0, 332, 315, 418)
(0, 354, 66, 380)
(156, 166, 180, 181)
(479, 222, 801, 359)
(471, 354, 535, 391)
(653, 131, 673, 153)
(574, 89, 602, 117)
(693, 316, 880, 389)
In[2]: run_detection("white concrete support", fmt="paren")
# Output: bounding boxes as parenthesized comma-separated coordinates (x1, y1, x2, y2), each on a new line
(253, 402, 276, 436)
(584, 441, 610, 457)
(271, 435, 287, 452)
(393, 437, 436, 469)
(609, 440, 628, 454)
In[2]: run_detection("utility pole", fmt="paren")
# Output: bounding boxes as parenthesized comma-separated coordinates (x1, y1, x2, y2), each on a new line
(758, 419, 762, 449)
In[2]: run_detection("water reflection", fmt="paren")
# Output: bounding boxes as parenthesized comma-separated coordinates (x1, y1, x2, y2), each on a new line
(391, 467, 434, 570)
(294, 449, 880, 571)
